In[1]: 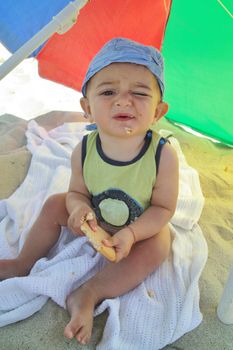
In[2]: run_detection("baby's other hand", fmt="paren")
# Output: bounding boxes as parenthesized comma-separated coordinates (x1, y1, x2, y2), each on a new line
(67, 207, 97, 235)
(102, 227, 135, 263)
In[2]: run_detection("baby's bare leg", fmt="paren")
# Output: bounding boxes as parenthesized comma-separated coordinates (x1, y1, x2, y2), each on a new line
(64, 225, 171, 345)
(0, 193, 68, 279)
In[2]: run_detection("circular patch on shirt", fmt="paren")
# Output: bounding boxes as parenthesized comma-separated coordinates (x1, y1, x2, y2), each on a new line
(91, 189, 143, 228)
(99, 198, 129, 226)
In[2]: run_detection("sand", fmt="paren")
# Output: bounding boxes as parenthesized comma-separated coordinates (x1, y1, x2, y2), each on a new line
(0, 44, 233, 349)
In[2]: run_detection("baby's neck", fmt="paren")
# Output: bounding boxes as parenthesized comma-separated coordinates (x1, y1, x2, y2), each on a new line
(99, 133, 146, 162)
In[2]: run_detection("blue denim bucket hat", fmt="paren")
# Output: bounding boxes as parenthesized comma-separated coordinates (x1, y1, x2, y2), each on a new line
(81, 37, 164, 97)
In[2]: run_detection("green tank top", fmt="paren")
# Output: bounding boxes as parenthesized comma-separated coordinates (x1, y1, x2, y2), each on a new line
(82, 130, 166, 231)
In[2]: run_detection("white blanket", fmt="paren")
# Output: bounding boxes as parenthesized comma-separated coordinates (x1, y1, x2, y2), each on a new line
(0, 121, 208, 350)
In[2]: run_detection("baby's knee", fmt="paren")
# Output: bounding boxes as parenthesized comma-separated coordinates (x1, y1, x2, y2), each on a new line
(41, 193, 67, 218)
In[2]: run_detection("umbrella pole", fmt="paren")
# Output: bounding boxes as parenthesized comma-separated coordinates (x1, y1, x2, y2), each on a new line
(0, 0, 89, 81)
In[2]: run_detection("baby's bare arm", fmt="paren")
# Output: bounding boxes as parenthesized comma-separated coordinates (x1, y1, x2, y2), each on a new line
(66, 142, 96, 234)
(129, 143, 179, 242)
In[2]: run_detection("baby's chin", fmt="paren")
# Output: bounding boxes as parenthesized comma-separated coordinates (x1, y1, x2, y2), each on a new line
(124, 127, 133, 134)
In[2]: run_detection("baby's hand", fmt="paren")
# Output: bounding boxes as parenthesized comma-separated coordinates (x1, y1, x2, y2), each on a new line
(67, 206, 97, 235)
(102, 227, 135, 263)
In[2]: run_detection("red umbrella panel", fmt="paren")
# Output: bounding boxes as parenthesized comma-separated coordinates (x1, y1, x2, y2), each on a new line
(37, 0, 172, 92)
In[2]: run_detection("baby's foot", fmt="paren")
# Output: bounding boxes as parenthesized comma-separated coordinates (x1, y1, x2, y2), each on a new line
(64, 285, 96, 345)
(0, 259, 29, 280)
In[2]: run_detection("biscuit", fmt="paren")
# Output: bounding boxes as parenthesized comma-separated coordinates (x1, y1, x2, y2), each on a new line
(80, 221, 116, 262)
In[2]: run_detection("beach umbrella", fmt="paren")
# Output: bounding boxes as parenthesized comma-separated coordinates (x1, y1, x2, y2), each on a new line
(0, 0, 232, 145)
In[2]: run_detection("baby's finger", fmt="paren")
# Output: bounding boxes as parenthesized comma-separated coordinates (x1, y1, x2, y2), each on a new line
(88, 218, 97, 232)
(85, 212, 97, 231)
(115, 251, 124, 263)
(102, 238, 114, 247)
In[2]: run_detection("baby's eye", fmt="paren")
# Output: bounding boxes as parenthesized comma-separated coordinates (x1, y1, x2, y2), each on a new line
(133, 91, 149, 96)
(101, 90, 114, 96)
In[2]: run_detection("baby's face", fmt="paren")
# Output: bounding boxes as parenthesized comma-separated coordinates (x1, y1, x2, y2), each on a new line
(82, 62, 162, 137)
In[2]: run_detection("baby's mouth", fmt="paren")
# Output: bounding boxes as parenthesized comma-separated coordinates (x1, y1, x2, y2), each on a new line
(113, 114, 135, 121)
(112, 114, 135, 134)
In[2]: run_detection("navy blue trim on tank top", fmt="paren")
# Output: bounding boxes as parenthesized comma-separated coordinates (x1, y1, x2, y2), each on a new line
(155, 137, 168, 175)
(96, 131, 152, 166)
(81, 135, 88, 168)
(81, 131, 168, 173)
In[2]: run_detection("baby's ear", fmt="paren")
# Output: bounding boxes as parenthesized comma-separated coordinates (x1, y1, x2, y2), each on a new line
(80, 97, 90, 114)
(80, 97, 94, 123)
(154, 102, 169, 121)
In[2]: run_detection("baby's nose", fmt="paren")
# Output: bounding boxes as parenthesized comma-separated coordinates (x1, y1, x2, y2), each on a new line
(115, 92, 132, 107)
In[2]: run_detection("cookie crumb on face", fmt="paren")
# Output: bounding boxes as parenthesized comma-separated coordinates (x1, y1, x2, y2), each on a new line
(124, 127, 133, 134)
